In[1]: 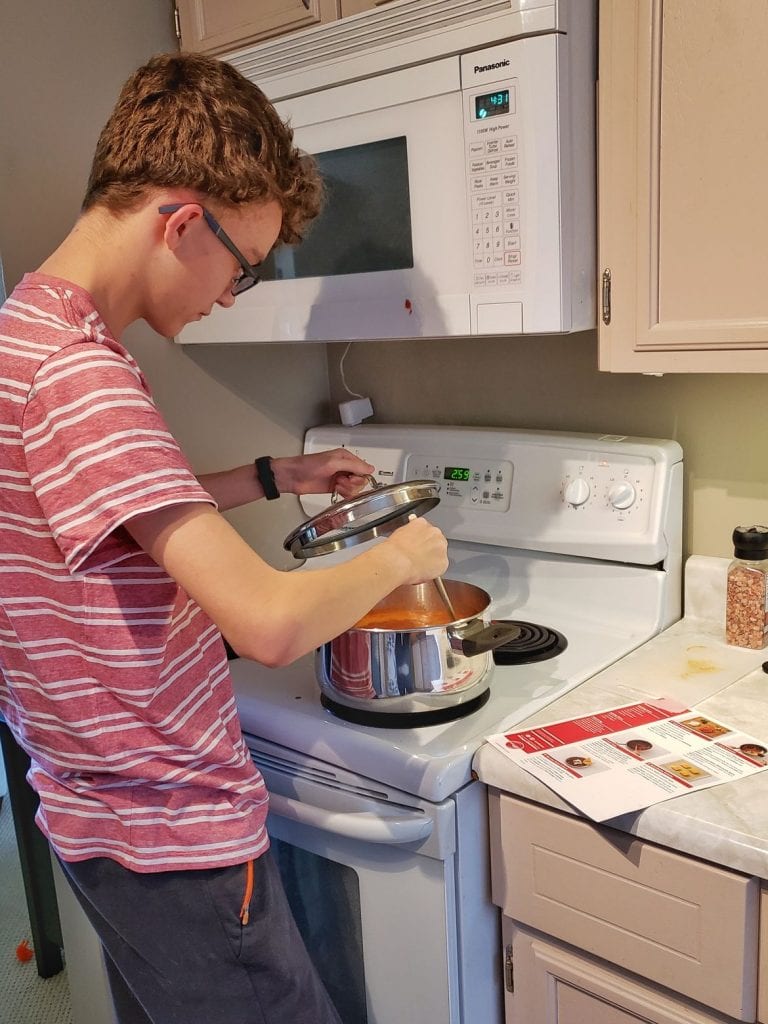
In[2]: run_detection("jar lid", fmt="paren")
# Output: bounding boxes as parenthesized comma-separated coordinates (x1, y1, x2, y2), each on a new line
(283, 478, 440, 559)
(733, 525, 768, 559)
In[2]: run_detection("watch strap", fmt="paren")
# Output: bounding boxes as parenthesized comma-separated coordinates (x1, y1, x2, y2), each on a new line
(255, 456, 280, 500)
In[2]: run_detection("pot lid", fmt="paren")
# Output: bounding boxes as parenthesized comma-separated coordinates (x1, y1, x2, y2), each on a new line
(283, 477, 440, 559)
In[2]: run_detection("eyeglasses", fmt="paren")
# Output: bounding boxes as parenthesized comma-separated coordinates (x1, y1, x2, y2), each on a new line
(158, 203, 261, 295)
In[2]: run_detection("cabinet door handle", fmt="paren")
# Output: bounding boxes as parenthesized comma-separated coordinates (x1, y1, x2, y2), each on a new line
(601, 268, 612, 325)
(301, 0, 310, 9)
(504, 944, 515, 992)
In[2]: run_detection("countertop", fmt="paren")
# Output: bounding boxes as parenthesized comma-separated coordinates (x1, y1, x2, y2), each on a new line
(473, 558, 768, 879)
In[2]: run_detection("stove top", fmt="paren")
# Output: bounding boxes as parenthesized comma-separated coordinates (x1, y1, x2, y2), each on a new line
(233, 543, 675, 802)
(233, 426, 684, 804)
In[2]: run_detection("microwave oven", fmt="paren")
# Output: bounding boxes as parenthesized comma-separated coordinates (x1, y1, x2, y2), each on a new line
(178, 0, 596, 345)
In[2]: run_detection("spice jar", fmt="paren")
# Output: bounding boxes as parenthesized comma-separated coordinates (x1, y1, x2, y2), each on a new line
(725, 526, 768, 649)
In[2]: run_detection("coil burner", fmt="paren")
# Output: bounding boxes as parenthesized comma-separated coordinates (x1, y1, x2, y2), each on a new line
(491, 620, 568, 665)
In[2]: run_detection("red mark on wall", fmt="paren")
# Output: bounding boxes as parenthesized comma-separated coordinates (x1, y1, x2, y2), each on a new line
(404, 299, 413, 315)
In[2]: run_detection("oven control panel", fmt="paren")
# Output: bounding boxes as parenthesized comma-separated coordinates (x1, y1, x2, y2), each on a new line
(301, 424, 683, 566)
(406, 455, 513, 511)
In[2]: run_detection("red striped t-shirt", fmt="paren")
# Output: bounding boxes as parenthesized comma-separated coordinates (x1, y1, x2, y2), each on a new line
(0, 273, 269, 871)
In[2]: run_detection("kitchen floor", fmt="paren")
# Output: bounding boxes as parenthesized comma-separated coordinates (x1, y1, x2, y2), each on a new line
(0, 796, 73, 1023)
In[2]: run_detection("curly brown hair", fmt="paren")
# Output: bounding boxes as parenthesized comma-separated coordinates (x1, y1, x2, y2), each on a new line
(82, 52, 323, 244)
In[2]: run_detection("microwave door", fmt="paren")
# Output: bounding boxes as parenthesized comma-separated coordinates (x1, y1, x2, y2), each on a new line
(177, 68, 471, 344)
(278, 93, 471, 342)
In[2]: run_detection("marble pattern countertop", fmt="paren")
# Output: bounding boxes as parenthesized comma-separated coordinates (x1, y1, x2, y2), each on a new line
(472, 556, 768, 879)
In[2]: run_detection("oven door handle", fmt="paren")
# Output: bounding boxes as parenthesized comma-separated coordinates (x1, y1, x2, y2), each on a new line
(267, 792, 434, 844)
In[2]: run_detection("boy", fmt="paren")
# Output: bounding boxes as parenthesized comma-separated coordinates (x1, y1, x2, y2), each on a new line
(0, 52, 447, 1024)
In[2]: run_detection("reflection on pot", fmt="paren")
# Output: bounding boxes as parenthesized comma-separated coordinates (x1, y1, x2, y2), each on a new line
(327, 633, 375, 699)
(321, 627, 479, 700)
(325, 632, 447, 698)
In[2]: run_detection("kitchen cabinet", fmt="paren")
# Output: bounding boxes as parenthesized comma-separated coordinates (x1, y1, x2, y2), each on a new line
(598, 0, 768, 372)
(175, 0, 392, 54)
(490, 792, 761, 1022)
(338, 0, 393, 14)
(758, 886, 768, 1024)
(175, 0, 340, 54)
(503, 920, 737, 1024)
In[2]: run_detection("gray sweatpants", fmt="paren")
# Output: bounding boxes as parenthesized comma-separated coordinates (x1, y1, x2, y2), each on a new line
(57, 852, 343, 1024)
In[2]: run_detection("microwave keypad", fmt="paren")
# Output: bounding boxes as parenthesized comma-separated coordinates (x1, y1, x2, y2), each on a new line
(469, 134, 522, 287)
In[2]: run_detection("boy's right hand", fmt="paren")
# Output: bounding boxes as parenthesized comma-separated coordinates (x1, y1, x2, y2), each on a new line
(385, 516, 449, 585)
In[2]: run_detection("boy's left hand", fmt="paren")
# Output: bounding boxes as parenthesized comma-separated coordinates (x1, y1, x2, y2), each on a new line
(273, 448, 375, 498)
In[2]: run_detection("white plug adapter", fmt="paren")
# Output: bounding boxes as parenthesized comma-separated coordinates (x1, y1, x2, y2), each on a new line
(339, 397, 374, 426)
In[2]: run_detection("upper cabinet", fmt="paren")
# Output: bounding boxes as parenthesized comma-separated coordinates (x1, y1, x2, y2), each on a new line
(599, 0, 768, 372)
(339, 0, 392, 13)
(175, 0, 389, 54)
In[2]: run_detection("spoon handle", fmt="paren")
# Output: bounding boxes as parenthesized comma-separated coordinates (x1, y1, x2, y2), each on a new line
(433, 576, 458, 620)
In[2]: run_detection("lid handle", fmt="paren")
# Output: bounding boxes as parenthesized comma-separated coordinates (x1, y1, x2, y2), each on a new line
(331, 474, 382, 504)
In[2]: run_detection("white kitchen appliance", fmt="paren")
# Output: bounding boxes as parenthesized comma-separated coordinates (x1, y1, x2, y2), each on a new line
(230, 423, 683, 1024)
(178, 0, 596, 345)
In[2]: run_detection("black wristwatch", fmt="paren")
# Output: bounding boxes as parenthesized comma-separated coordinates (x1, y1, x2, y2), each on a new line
(255, 456, 280, 500)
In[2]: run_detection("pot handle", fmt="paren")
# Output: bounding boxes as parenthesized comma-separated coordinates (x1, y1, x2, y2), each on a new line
(449, 621, 521, 658)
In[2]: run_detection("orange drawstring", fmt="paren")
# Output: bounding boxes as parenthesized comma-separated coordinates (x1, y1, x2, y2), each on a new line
(239, 860, 254, 925)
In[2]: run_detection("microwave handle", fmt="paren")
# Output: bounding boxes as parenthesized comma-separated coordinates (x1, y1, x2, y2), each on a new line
(267, 792, 433, 845)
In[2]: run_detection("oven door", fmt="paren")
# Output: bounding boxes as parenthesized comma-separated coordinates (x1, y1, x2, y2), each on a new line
(247, 735, 501, 1024)
(178, 57, 472, 344)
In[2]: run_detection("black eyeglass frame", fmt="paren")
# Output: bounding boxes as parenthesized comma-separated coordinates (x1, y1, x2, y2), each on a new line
(158, 203, 261, 295)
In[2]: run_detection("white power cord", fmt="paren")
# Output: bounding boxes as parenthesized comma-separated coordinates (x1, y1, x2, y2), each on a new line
(338, 342, 374, 426)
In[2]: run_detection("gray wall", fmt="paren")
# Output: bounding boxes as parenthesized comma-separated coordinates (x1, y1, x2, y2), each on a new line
(0, 0, 331, 569)
(328, 331, 768, 560)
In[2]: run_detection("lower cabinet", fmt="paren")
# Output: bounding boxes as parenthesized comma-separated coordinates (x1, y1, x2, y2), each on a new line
(758, 889, 768, 1024)
(489, 791, 761, 1023)
(505, 919, 737, 1024)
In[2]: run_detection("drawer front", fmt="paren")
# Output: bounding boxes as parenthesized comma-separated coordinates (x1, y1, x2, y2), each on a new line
(490, 792, 758, 1020)
(758, 886, 768, 1023)
(505, 918, 740, 1024)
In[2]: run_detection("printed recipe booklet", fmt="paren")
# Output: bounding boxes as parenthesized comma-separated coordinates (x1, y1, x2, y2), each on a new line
(486, 698, 768, 820)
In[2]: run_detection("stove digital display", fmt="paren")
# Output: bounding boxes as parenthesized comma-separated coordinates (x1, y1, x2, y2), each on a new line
(444, 466, 471, 482)
(475, 89, 510, 119)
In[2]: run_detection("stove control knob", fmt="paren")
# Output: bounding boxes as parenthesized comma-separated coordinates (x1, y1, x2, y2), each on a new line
(608, 481, 637, 510)
(564, 478, 591, 506)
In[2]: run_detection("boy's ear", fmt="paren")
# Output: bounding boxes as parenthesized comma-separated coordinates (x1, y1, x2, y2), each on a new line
(162, 204, 204, 252)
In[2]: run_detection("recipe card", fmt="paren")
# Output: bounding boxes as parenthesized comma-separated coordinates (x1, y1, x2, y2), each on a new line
(486, 698, 768, 821)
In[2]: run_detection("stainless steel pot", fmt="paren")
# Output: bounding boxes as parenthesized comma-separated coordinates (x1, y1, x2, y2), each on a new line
(316, 579, 519, 716)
